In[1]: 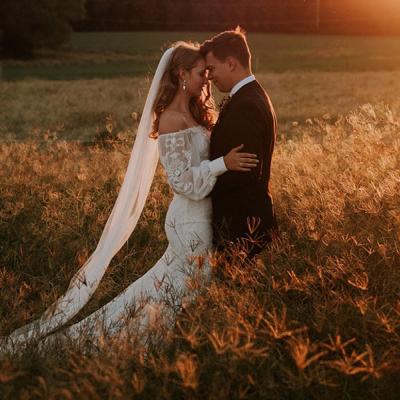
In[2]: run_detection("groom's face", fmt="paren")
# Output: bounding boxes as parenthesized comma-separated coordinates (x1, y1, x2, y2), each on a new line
(205, 51, 232, 93)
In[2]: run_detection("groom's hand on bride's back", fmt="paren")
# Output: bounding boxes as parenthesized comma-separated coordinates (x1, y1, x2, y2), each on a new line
(223, 144, 259, 172)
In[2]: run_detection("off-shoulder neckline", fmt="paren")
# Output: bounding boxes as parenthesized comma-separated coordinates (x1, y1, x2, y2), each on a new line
(157, 125, 204, 137)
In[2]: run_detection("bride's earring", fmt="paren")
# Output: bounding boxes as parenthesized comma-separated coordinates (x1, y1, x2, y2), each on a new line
(182, 79, 187, 91)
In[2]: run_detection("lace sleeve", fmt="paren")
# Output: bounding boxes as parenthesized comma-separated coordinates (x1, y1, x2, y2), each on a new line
(158, 132, 227, 200)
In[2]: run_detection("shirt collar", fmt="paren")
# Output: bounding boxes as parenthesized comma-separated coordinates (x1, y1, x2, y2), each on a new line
(229, 74, 256, 98)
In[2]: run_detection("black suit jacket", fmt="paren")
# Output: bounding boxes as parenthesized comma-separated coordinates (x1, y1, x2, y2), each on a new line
(210, 79, 278, 253)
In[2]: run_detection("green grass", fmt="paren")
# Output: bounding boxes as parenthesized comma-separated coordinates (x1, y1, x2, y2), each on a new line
(2, 61, 152, 81)
(2, 31, 400, 142)
(2, 31, 400, 80)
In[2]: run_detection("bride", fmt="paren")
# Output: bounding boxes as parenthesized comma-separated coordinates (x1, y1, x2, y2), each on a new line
(1, 41, 258, 354)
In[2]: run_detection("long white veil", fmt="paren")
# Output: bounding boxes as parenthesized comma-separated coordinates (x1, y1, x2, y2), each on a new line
(1, 46, 175, 352)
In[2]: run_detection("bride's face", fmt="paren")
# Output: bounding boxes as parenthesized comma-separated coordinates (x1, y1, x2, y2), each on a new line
(185, 58, 208, 97)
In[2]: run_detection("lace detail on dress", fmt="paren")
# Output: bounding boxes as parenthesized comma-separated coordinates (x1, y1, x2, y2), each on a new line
(162, 133, 193, 194)
(158, 127, 225, 201)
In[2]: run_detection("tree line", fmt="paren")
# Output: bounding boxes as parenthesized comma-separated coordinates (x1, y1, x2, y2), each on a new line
(74, 0, 400, 35)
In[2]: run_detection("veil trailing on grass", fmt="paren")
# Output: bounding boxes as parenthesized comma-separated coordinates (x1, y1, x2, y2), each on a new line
(1, 47, 175, 352)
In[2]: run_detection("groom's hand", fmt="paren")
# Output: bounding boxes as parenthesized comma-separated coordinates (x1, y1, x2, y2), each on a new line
(223, 144, 259, 172)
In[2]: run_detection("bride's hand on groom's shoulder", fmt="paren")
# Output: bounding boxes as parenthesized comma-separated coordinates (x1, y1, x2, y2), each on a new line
(223, 144, 259, 172)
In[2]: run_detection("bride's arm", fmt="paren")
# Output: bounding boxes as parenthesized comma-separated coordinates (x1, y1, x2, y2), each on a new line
(158, 132, 227, 201)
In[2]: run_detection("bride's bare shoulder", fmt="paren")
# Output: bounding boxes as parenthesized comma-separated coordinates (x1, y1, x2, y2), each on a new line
(158, 110, 187, 135)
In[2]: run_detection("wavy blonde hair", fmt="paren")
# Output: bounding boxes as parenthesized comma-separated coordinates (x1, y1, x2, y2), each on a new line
(150, 41, 216, 139)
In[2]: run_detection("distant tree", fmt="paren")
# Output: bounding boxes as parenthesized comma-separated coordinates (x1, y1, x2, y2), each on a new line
(69, 0, 400, 36)
(0, 0, 86, 58)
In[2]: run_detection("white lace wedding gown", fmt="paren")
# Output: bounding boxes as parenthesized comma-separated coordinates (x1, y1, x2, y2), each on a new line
(37, 125, 227, 351)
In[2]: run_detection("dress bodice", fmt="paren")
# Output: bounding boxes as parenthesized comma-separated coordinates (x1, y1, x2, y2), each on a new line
(158, 125, 211, 165)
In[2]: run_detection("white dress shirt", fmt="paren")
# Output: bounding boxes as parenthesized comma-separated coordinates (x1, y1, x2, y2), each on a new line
(209, 156, 227, 176)
(229, 74, 256, 97)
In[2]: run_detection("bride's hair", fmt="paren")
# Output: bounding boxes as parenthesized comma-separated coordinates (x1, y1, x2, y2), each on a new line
(150, 41, 216, 139)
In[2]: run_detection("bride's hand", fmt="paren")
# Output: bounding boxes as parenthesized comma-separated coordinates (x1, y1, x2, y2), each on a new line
(223, 144, 259, 171)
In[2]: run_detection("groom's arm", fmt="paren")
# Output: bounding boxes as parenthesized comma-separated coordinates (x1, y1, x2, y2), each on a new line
(217, 101, 271, 190)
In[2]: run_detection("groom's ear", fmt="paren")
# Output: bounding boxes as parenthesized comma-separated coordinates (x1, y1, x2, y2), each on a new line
(226, 56, 237, 72)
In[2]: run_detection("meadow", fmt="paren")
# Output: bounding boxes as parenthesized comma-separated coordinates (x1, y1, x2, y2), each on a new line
(1, 32, 400, 399)
(3, 31, 400, 80)
(2, 32, 400, 143)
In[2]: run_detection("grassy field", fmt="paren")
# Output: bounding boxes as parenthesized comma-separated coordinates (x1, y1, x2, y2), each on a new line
(1, 32, 400, 398)
(1, 103, 400, 399)
(1, 70, 400, 142)
(2, 32, 400, 143)
(2, 31, 400, 80)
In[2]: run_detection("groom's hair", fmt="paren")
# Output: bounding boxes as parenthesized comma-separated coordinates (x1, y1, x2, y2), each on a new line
(200, 26, 251, 69)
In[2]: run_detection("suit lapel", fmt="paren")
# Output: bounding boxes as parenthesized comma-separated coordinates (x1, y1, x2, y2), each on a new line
(214, 80, 259, 125)
(211, 80, 261, 158)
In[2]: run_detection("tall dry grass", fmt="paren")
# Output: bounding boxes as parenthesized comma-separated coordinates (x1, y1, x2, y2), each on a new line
(1, 103, 400, 399)
(2, 70, 400, 142)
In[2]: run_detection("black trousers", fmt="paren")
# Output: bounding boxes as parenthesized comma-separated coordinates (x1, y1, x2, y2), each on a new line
(212, 215, 279, 260)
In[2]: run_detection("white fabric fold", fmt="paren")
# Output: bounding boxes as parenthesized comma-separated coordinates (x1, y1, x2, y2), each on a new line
(1, 47, 176, 353)
(209, 156, 228, 177)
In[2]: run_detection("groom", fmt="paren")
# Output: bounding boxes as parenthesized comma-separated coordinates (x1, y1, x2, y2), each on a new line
(201, 27, 278, 259)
